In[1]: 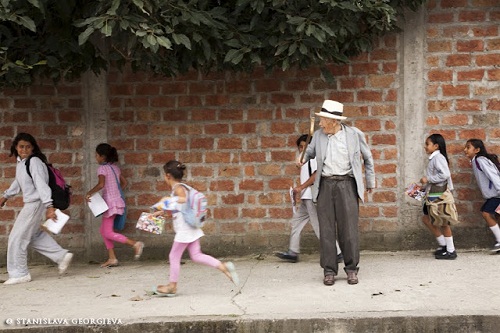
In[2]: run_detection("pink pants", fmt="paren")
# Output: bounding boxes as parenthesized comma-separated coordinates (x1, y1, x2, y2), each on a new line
(169, 239, 221, 283)
(100, 215, 128, 249)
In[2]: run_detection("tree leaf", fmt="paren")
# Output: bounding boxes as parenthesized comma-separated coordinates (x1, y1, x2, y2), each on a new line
(18, 16, 36, 32)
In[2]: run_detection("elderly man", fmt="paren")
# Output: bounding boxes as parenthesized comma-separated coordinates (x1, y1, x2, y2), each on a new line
(301, 100, 375, 286)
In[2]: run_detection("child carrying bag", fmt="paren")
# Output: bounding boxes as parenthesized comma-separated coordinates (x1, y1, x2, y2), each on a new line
(109, 165, 126, 231)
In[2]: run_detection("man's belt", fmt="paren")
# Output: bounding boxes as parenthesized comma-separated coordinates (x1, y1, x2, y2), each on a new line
(322, 175, 353, 181)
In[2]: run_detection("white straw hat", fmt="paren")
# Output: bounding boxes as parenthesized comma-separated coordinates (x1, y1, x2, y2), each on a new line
(315, 100, 346, 120)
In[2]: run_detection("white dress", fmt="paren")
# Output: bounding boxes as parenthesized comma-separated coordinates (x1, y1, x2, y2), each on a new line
(171, 195, 204, 243)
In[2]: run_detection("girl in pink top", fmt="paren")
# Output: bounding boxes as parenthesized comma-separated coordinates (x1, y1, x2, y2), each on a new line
(86, 143, 144, 268)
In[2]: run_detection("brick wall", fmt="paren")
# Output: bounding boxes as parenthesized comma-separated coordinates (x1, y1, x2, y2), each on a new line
(0, 0, 499, 261)
(425, 0, 500, 228)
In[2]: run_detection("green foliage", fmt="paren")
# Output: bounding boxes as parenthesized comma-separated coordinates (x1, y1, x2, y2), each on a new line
(0, 0, 426, 88)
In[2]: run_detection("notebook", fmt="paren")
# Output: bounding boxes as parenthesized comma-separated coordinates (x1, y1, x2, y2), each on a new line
(43, 209, 70, 234)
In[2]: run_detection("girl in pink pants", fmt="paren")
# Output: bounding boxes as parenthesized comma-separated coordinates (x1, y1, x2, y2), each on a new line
(86, 143, 144, 268)
(152, 160, 239, 297)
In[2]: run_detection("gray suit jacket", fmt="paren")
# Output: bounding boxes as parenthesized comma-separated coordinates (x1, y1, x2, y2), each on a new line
(303, 124, 375, 203)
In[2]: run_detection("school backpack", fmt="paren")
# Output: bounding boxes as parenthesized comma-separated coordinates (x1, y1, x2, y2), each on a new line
(26, 156, 71, 210)
(177, 183, 207, 228)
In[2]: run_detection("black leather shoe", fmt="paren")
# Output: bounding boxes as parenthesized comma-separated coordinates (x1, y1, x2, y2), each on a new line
(435, 251, 457, 260)
(433, 246, 447, 256)
(275, 251, 298, 263)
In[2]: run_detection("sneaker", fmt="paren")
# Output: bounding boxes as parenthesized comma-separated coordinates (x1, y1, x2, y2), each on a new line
(435, 251, 457, 260)
(275, 251, 298, 263)
(337, 253, 344, 263)
(434, 245, 447, 256)
(491, 243, 500, 253)
(4, 274, 31, 285)
(58, 252, 73, 274)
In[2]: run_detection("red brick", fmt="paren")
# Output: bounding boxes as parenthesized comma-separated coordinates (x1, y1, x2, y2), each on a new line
(261, 137, 287, 149)
(240, 180, 264, 191)
(109, 84, 134, 95)
(457, 70, 485, 81)
(428, 100, 452, 112)
(427, 115, 439, 126)
(458, 129, 486, 140)
(357, 90, 383, 102)
(381, 177, 397, 187)
(372, 134, 396, 145)
(221, 194, 244, 205)
(150, 96, 176, 108)
(459, 11, 486, 22)
(370, 49, 397, 61)
(242, 208, 266, 218)
(240, 152, 266, 163)
(472, 26, 499, 37)
(354, 119, 381, 132)
(271, 150, 296, 162)
(476, 54, 500, 66)
(372, 191, 397, 203)
(123, 153, 149, 165)
(472, 0, 500, 6)
(205, 95, 231, 106)
(443, 114, 468, 125)
(382, 62, 398, 74)
(189, 82, 215, 94)
(371, 105, 396, 116)
(204, 123, 229, 135)
(271, 122, 295, 134)
(191, 138, 214, 149)
(360, 206, 380, 218)
(428, 70, 453, 81)
(205, 152, 231, 163)
(178, 95, 202, 107)
(456, 99, 482, 111)
(209, 180, 235, 191)
(161, 82, 188, 94)
(442, 85, 469, 97)
(428, 13, 455, 24)
(212, 207, 239, 219)
(457, 40, 484, 52)
(13, 99, 37, 108)
(427, 41, 452, 52)
(445, 54, 471, 67)
(136, 84, 160, 95)
(488, 39, 500, 51)
(268, 209, 291, 220)
(375, 163, 397, 174)
(442, 26, 469, 38)
(219, 109, 244, 121)
(269, 178, 293, 190)
(271, 93, 295, 104)
(255, 79, 281, 92)
(351, 63, 379, 75)
(340, 77, 366, 89)
(368, 75, 395, 88)
(285, 80, 310, 91)
(441, 0, 467, 7)
(487, 99, 500, 110)
(219, 222, 246, 233)
(218, 137, 243, 149)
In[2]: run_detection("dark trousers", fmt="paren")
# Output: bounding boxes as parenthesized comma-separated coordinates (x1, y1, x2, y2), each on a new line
(317, 177, 359, 276)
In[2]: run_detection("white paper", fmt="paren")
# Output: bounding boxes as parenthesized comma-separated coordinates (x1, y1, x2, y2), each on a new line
(43, 209, 70, 234)
(87, 192, 109, 217)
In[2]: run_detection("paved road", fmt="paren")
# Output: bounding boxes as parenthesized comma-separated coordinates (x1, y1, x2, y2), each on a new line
(1, 250, 499, 332)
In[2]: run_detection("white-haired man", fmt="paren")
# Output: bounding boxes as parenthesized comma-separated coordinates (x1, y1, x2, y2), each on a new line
(300, 100, 375, 286)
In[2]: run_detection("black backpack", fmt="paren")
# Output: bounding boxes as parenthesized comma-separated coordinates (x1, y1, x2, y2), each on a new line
(25, 156, 71, 210)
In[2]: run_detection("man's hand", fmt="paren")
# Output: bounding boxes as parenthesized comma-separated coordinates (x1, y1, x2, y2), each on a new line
(366, 188, 373, 194)
(46, 207, 57, 221)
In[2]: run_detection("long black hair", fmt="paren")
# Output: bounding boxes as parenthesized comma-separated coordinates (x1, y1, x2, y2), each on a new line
(163, 160, 186, 181)
(427, 133, 449, 164)
(466, 138, 500, 170)
(10, 132, 47, 163)
(96, 143, 119, 163)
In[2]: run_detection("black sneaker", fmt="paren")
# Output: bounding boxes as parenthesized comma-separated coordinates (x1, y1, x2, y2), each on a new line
(336, 253, 344, 263)
(275, 251, 298, 263)
(435, 251, 457, 260)
(433, 246, 447, 256)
